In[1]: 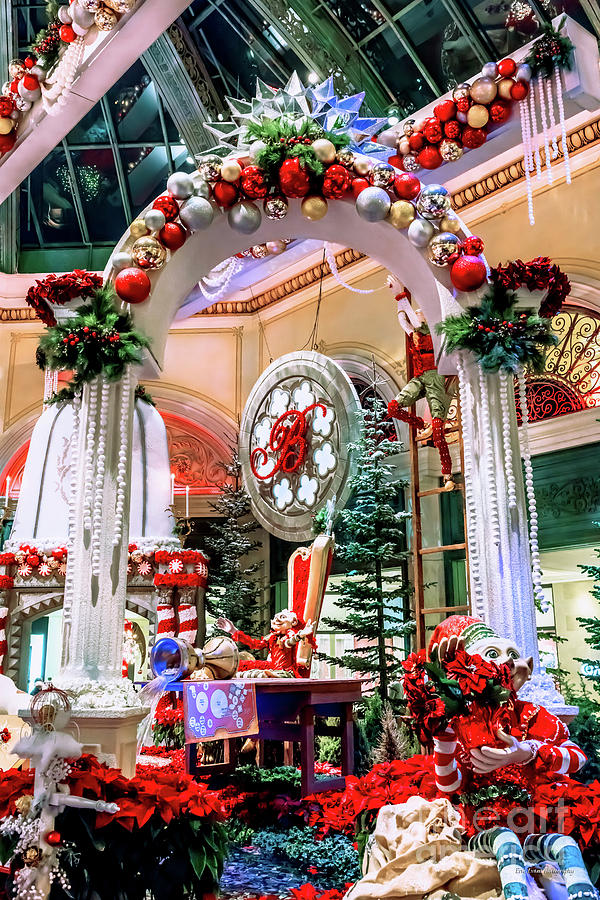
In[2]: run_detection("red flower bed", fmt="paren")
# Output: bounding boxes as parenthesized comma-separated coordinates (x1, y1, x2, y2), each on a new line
(491, 256, 571, 318)
(26, 270, 103, 326)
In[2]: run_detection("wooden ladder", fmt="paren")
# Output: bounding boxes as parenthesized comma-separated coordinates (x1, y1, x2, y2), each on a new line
(408, 378, 471, 651)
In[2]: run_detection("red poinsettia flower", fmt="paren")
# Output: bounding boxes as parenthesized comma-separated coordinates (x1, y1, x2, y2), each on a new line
(445, 649, 497, 695)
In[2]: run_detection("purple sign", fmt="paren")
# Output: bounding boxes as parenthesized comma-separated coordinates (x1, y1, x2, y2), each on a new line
(183, 680, 258, 743)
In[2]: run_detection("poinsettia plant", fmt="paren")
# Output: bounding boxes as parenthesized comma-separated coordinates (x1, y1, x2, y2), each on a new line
(491, 256, 571, 319)
(25, 270, 103, 327)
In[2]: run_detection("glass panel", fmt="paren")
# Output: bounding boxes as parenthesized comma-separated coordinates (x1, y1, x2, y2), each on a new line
(16, 4, 48, 53)
(320, 0, 384, 42)
(107, 62, 161, 143)
(362, 30, 436, 114)
(68, 149, 127, 243)
(400, 3, 466, 92)
(466, 0, 548, 58)
(67, 106, 110, 146)
(20, 147, 84, 246)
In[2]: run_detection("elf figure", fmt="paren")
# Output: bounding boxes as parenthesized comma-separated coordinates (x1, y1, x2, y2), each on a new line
(386, 275, 454, 488)
(215, 610, 316, 678)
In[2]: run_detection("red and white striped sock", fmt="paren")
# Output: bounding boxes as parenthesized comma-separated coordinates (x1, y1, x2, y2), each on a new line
(0, 607, 7, 674)
(157, 602, 176, 639)
(177, 603, 198, 645)
(433, 725, 462, 793)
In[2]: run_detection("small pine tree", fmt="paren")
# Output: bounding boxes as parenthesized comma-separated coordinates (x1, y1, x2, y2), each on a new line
(371, 702, 409, 765)
(204, 452, 263, 635)
(576, 546, 600, 701)
(320, 391, 414, 702)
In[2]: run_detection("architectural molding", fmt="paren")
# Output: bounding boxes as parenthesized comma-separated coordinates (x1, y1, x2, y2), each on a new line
(0, 308, 37, 322)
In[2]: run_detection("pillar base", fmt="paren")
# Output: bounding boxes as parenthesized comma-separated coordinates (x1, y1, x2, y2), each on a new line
(71, 708, 147, 778)
(54, 676, 143, 711)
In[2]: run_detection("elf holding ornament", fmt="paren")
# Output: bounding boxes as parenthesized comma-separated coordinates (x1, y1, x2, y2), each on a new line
(216, 610, 316, 678)
(386, 275, 454, 487)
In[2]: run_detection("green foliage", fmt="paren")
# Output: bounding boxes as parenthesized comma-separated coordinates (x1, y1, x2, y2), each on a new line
(204, 452, 263, 634)
(371, 702, 409, 765)
(320, 393, 413, 702)
(232, 763, 302, 793)
(246, 116, 350, 187)
(37, 287, 150, 388)
(153, 720, 185, 750)
(45, 385, 77, 406)
(317, 733, 342, 765)
(568, 709, 600, 784)
(437, 284, 558, 374)
(224, 817, 256, 847)
(360, 692, 384, 749)
(251, 825, 361, 888)
(576, 546, 600, 701)
(135, 383, 155, 406)
(525, 16, 574, 79)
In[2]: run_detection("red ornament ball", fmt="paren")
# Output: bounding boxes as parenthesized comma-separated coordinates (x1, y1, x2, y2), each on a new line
(115, 267, 151, 304)
(455, 97, 470, 114)
(444, 120, 462, 140)
(510, 81, 529, 101)
(0, 131, 16, 153)
(0, 96, 15, 117)
(351, 177, 370, 198)
(387, 154, 402, 168)
(322, 163, 351, 199)
(22, 74, 39, 92)
(45, 831, 62, 847)
(213, 180, 239, 208)
(489, 100, 511, 124)
(423, 118, 443, 144)
(497, 58, 517, 78)
(461, 126, 487, 149)
(450, 255, 487, 292)
(153, 194, 179, 222)
(434, 100, 456, 123)
(59, 24, 76, 42)
(408, 132, 425, 152)
(393, 172, 421, 201)
(158, 222, 186, 251)
(417, 145, 442, 169)
(279, 157, 311, 198)
(461, 235, 485, 255)
(240, 165, 268, 199)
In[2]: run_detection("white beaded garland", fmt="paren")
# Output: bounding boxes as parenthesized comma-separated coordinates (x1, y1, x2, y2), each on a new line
(519, 99, 535, 226)
(517, 367, 547, 610)
(324, 242, 375, 294)
(499, 370, 517, 509)
(41, 36, 85, 116)
(478, 368, 501, 546)
(113, 368, 131, 546)
(457, 356, 485, 615)
(82, 378, 98, 530)
(545, 74, 559, 159)
(554, 66, 572, 185)
(91, 379, 110, 576)
(537, 77, 553, 185)
(528, 85, 543, 182)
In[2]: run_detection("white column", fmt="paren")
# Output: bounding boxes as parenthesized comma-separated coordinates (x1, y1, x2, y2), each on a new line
(58, 372, 141, 709)
(457, 353, 573, 714)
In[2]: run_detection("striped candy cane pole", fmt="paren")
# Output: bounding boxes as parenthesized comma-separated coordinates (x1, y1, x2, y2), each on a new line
(469, 827, 528, 900)
(156, 593, 176, 639)
(433, 725, 462, 793)
(0, 607, 8, 673)
(177, 598, 198, 646)
(524, 834, 598, 900)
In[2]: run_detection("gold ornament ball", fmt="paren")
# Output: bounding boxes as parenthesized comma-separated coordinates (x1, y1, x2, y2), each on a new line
(467, 104, 489, 128)
(103, 0, 136, 10)
(336, 147, 354, 167)
(312, 138, 336, 164)
(452, 84, 470, 102)
(386, 200, 416, 230)
(301, 195, 328, 221)
(0, 118, 14, 135)
(439, 139, 463, 162)
(94, 6, 118, 29)
(402, 119, 415, 137)
(130, 219, 149, 238)
(353, 156, 372, 176)
(266, 240, 287, 255)
(440, 213, 462, 234)
(131, 235, 167, 270)
(15, 795, 33, 815)
(220, 158, 242, 183)
(427, 232, 461, 267)
(8, 59, 25, 80)
(469, 76, 497, 104)
(398, 137, 410, 155)
(497, 77, 516, 100)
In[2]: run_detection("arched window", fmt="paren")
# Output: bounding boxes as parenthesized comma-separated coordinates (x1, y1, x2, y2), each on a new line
(516, 306, 600, 424)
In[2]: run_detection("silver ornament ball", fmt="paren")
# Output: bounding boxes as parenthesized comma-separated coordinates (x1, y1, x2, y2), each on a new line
(111, 250, 133, 272)
(30, 65, 47, 81)
(355, 186, 391, 222)
(167, 171, 194, 200)
(195, 153, 221, 182)
(192, 173, 210, 199)
(228, 201, 261, 235)
(370, 162, 395, 188)
(481, 61, 498, 78)
(179, 196, 214, 232)
(407, 218, 435, 248)
(248, 140, 266, 164)
(144, 208, 166, 232)
(402, 153, 421, 173)
(17, 83, 40, 102)
(416, 184, 451, 220)
(516, 63, 532, 83)
(71, 3, 95, 27)
(427, 232, 461, 267)
(57, 4, 72, 23)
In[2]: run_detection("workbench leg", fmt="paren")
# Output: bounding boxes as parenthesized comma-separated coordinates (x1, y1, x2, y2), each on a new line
(185, 742, 198, 775)
(283, 741, 294, 766)
(341, 703, 354, 777)
(300, 706, 316, 797)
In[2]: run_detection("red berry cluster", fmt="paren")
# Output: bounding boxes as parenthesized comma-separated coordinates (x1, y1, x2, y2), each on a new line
(279, 136, 312, 146)
(33, 21, 60, 56)
(474, 312, 528, 334)
(61, 327, 120, 348)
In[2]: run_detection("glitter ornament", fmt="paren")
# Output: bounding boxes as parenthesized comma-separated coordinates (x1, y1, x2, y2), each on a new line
(461, 235, 484, 255)
(386, 200, 415, 229)
(152, 194, 179, 222)
(103, 0, 136, 9)
(131, 236, 167, 270)
(301, 195, 328, 220)
(311, 138, 336, 163)
(444, 120, 462, 140)
(427, 232, 461, 266)
(461, 126, 487, 149)
(355, 186, 391, 222)
(158, 222, 186, 251)
(130, 218, 149, 238)
(94, 6, 117, 30)
(279, 157, 310, 198)
(469, 76, 497, 105)
(263, 195, 288, 219)
(179, 196, 214, 231)
(196, 154, 221, 182)
(114, 267, 151, 304)
(79, 0, 101, 9)
(144, 209, 166, 233)
(166, 171, 194, 200)
(393, 172, 421, 201)
(322, 163, 351, 198)
(336, 147, 354, 167)
(467, 104, 489, 128)
(417, 146, 442, 169)
(423, 119, 443, 144)
(0, 97, 15, 117)
(416, 183, 451, 219)
(433, 100, 456, 122)
(489, 100, 511, 124)
(213, 180, 239, 208)
(450, 255, 487, 291)
(439, 139, 463, 161)
(240, 165, 268, 199)
(251, 244, 269, 258)
(408, 132, 425, 152)
(402, 119, 415, 136)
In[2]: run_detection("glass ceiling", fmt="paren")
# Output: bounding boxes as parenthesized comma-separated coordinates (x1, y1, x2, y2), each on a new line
(8, 0, 600, 273)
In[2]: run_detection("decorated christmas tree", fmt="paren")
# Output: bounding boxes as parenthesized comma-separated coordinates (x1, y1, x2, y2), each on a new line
(204, 452, 264, 635)
(320, 389, 413, 702)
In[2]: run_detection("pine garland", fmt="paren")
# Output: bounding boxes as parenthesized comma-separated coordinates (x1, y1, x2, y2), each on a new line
(437, 284, 558, 374)
(135, 384, 155, 406)
(36, 287, 150, 388)
(246, 117, 350, 188)
(525, 16, 574, 80)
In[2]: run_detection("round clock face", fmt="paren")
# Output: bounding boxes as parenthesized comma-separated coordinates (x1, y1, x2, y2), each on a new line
(240, 351, 362, 541)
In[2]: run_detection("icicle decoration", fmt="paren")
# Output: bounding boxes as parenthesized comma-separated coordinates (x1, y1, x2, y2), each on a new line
(113, 369, 131, 547)
(324, 243, 375, 294)
(82, 378, 98, 531)
(537, 77, 553, 184)
(457, 356, 485, 616)
(554, 65, 571, 184)
(478, 368, 501, 546)
(528, 86, 543, 182)
(499, 370, 518, 509)
(517, 367, 547, 611)
(519, 99, 536, 226)
(42, 369, 58, 410)
(91, 379, 110, 577)
(545, 75, 559, 159)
